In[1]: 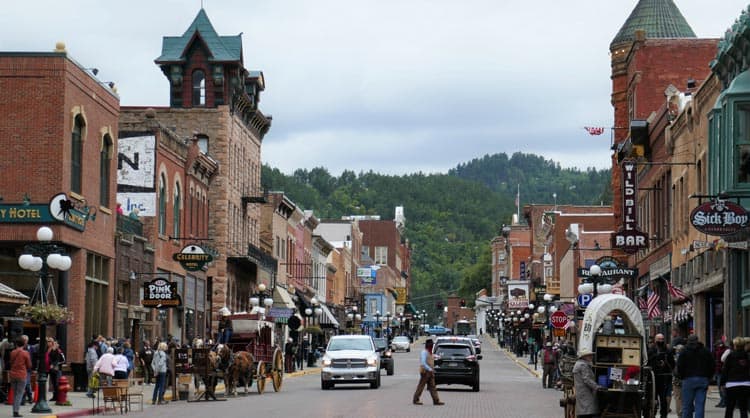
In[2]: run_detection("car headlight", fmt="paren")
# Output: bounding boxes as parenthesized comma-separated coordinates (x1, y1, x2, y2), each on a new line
(385, 350, 392, 357)
(367, 356, 378, 366)
(322, 357, 332, 366)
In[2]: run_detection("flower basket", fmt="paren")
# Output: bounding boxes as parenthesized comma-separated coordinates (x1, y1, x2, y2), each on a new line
(303, 325, 323, 335)
(16, 303, 73, 324)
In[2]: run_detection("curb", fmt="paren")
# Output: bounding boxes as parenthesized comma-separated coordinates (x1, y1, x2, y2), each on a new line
(502, 350, 542, 378)
(50, 367, 323, 418)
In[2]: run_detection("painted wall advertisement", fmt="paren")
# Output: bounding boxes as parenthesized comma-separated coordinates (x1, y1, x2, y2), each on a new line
(117, 135, 157, 216)
(507, 281, 529, 309)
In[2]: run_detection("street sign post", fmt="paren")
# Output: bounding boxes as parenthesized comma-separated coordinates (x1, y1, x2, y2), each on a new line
(550, 311, 569, 329)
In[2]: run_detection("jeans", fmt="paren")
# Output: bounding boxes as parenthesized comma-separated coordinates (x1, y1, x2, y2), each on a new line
(152, 372, 166, 403)
(682, 376, 709, 418)
(724, 386, 750, 418)
(11, 378, 26, 414)
(218, 329, 232, 344)
(714, 373, 725, 405)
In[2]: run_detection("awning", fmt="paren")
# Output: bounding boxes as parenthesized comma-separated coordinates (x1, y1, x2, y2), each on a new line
(318, 303, 340, 328)
(273, 286, 295, 309)
(0, 283, 29, 305)
(405, 303, 418, 315)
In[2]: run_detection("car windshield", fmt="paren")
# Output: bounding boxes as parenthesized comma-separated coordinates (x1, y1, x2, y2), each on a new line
(393, 337, 409, 342)
(435, 345, 472, 357)
(373, 338, 387, 349)
(327, 338, 373, 351)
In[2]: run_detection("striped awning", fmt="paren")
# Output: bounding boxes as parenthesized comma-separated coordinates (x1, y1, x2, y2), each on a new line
(0, 283, 29, 305)
(318, 303, 340, 328)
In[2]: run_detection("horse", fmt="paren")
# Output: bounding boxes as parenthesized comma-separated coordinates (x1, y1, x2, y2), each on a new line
(226, 350, 255, 395)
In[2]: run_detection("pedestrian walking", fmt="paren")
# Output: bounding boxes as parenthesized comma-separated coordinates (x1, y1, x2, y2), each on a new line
(139, 340, 154, 384)
(648, 333, 676, 418)
(151, 342, 168, 405)
(542, 342, 557, 389)
(9, 337, 31, 417)
(676, 335, 714, 418)
(720, 337, 749, 418)
(412, 339, 444, 406)
(112, 347, 129, 380)
(46, 338, 64, 402)
(573, 349, 601, 418)
(85, 341, 98, 398)
(94, 347, 115, 387)
(673, 344, 685, 418)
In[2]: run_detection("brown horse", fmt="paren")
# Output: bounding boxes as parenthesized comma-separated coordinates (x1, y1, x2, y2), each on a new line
(226, 350, 254, 395)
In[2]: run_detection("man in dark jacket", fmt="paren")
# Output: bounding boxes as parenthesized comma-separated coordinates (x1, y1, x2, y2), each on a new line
(648, 333, 675, 418)
(676, 335, 714, 418)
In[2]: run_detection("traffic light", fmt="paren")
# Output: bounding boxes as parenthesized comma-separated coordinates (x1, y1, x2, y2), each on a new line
(460, 299, 466, 307)
(436, 301, 443, 309)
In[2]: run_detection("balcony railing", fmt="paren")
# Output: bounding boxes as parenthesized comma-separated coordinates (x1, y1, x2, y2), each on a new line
(117, 214, 143, 236)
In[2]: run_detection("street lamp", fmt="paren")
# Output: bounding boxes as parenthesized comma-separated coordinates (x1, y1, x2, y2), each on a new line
(384, 311, 392, 339)
(374, 310, 381, 337)
(18, 226, 71, 414)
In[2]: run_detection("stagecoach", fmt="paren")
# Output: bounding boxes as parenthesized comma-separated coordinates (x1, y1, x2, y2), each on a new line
(224, 312, 285, 394)
(560, 294, 656, 418)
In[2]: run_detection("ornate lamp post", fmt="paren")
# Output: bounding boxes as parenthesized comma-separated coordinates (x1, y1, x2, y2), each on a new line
(374, 310, 381, 338)
(578, 264, 611, 299)
(18, 226, 72, 414)
(384, 311, 392, 339)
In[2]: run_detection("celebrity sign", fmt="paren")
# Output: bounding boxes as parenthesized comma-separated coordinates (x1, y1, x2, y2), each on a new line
(611, 160, 648, 254)
(690, 199, 749, 236)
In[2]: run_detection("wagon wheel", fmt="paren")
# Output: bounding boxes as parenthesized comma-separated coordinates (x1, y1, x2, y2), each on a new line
(272, 348, 284, 392)
(642, 368, 656, 418)
(256, 361, 266, 394)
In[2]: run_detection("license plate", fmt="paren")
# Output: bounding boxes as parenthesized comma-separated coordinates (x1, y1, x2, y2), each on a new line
(447, 362, 458, 367)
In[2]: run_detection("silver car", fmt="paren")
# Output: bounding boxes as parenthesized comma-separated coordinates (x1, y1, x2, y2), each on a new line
(391, 336, 411, 352)
(321, 335, 381, 389)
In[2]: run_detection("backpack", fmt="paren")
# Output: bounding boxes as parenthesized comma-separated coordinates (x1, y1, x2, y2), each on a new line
(544, 349, 554, 364)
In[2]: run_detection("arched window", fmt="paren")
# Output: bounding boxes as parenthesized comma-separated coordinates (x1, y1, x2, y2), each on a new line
(71, 115, 85, 193)
(173, 181, 181, 238)
(99, 134, 113, 207)
(159, 173, 167, 235)
(192, 70, 206, 106)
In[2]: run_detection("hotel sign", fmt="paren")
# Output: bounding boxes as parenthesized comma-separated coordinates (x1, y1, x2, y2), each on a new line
(173, 245, 213, 271)
(612, 160, 648, 254)
(690, 199, 749, 236)
(0, 204, 54, 223)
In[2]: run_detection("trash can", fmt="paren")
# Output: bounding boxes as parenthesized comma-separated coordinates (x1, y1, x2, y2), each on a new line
(70, 363, 88, 392)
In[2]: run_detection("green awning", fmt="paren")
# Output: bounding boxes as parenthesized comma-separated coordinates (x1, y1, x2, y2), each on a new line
(405, 303, 418, 315)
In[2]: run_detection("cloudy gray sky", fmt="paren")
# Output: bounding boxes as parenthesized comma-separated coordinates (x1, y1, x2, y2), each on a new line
(2, 1, 747, 175)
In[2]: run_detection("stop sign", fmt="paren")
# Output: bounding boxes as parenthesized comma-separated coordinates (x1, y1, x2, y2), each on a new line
(549, 311, 569, 329)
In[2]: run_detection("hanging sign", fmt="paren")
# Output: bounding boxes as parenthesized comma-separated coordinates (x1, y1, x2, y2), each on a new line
(142, 278, 182, 307)
(690, 199, 749, 236)
(612, 160, 649, 253)
(173, 245, 213, 271)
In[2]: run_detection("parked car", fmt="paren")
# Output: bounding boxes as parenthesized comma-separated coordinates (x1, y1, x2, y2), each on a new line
(432, 337, 481, 391)
(373, 337, 394, 375)
(391, 335, 411, 352)
(320, 335, 380, 390)
(467, 335, 481, 354)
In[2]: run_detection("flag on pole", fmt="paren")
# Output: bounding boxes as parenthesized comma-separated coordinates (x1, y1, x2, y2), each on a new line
(637, 295, 647, 311)
(584, 126, 605, 136)
(647, 290, 661, 319)
(665, 279, 688, 301)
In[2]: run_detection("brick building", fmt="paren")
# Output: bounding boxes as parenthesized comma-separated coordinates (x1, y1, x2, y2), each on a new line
(0, 45, 120, 361)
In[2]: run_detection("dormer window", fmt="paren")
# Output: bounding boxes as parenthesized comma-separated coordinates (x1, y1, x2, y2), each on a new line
(193, 70, 206, 106)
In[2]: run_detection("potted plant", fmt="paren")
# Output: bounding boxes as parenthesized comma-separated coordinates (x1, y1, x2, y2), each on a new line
(16, 303, 73, 324)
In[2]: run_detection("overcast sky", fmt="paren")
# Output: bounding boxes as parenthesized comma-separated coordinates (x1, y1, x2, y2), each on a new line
(2, 1, 747, 175)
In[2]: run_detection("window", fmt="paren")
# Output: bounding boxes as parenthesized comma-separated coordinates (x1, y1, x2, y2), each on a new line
(173, 181, 181, 237)
(71, 115, 85, 193)
(99, 134, 112, 207)
(361, 246, 370, 259)
(374, 246, 388, 265)
(197, 135, 209, 154)
(84, 253, 110, 344)
(159, 173, 167, 235)
(192, 70, 206, 106)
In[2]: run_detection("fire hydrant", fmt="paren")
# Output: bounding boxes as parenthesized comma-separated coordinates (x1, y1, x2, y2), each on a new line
(56, 375, 71, 405)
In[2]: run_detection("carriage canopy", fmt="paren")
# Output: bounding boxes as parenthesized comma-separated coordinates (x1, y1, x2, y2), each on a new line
(577, 294, 647, 365)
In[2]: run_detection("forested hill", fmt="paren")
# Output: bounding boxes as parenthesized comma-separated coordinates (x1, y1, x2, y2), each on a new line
(261, 152, 611, 315)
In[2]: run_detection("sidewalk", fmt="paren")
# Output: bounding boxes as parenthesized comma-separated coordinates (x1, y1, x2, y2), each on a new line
(499, 344, 726, 418)
(12, 367, 321, 418)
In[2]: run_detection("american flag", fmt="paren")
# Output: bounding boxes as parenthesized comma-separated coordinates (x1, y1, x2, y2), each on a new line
(584, 126, 605, 136)
(666, 279, 688, 301)
(637, 296, 647, 311)
(647, 290, 661, 319)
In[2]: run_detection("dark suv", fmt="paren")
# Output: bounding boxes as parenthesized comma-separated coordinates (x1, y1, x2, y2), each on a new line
(373, 337, 394, 375)
(432, 337, 481, 391)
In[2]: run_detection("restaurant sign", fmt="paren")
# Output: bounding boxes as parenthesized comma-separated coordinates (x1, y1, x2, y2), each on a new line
(690, 199, 749, 236)
(142, 278, 182, 307)
(173, 245, 213, 271)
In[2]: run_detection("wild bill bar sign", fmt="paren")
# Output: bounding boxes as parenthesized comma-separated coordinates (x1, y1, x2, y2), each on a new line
(690, 199, 749, 236)
(611, 160, 649, 253)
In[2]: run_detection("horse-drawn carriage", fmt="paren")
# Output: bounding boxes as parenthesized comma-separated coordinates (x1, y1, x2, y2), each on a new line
(560, 294, 656, 418)
(192, 312, 284, 400)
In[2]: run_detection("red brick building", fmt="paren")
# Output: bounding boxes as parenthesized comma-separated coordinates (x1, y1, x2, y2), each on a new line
(0, 45, 120, 361)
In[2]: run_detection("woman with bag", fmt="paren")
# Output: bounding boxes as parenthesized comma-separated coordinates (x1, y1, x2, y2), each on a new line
(721, 337, 750, 418)
(151, 342, 168, 405)
(85, 341, 99, 398)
